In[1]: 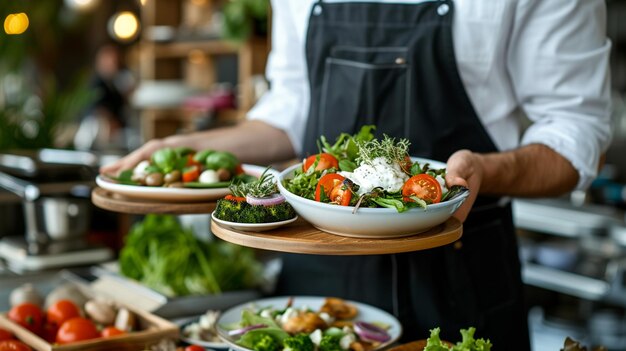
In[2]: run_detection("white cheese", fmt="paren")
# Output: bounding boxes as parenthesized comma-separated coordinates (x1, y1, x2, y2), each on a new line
(341, 157, 409, 196)
(133, 160, 151, 176)
(199, 170, 219, 184)
(309, 329, 323, 346)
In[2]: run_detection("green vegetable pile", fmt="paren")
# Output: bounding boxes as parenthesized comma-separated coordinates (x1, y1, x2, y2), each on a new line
(119, 214, 263, 297)
(424, 327, 492, 351)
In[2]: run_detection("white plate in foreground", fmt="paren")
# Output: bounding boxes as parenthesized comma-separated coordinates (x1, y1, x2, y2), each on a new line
(211, 212, 298, 232)
(216, 296, 402, 351)
(96, 164, 271, 202)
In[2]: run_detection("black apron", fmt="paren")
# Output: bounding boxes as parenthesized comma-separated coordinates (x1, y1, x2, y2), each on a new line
(276, 1, 530, 349)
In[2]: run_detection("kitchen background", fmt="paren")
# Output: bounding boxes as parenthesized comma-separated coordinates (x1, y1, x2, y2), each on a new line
(0, 1, 625, 350)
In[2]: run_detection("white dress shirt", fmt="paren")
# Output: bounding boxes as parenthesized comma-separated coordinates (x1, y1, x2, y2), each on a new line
(248, 0, 613, 190)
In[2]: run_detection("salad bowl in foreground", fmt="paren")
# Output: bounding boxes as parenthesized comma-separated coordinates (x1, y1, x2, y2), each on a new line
(277, 158, 469, 239)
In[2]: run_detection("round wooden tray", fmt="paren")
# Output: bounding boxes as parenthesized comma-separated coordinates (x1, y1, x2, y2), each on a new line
(211, 216, 462, 255)
(91, 187, 217, 214)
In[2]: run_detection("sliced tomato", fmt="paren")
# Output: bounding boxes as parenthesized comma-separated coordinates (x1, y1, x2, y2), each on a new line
(402, 174, 442, 204)
(315, 173, 352, 206)
(182, 165, 201, 182)
(303, 153, 339, 172)
(329, 182, 352, 206)
(224, 194, 246, 202)
(185, 346, 205, 351)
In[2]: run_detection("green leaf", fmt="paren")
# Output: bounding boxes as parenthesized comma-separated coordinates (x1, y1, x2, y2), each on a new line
(183, 181, 230, 188)
(338, 159, 356, 172)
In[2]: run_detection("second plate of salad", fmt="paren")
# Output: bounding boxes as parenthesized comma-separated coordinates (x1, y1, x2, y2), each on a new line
(216, 296, 402, 351)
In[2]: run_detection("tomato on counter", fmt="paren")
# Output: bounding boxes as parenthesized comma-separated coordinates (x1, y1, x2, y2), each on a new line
(46, 300, 80, 326)
(0, 340, 32, 351)
(101, 327, 125, 338)
(56, 318, 99, 344)
(8, 303, 42, 334)
(0, 329, 12, 342)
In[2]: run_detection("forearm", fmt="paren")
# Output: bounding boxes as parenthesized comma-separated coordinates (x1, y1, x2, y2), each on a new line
(161, 120, 296, 165)
(477, 143, 579, 197)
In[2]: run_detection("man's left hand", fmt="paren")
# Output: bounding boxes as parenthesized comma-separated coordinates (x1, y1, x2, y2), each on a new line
(445, 149, 484, 222)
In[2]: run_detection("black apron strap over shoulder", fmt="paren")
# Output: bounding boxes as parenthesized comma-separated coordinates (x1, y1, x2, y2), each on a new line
(276, 1, 530, 349)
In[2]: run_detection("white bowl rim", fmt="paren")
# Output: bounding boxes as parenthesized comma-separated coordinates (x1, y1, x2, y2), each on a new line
(277, 157, 469, 213)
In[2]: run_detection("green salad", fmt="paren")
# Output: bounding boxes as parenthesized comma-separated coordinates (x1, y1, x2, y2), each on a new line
(283, 126, 465, 213)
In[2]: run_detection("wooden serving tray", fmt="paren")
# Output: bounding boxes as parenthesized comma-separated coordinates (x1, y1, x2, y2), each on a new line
(91, 187, 217, 214)
(211, 217, 462, 255)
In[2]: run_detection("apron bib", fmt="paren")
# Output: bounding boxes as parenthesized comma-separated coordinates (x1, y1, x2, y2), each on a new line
(277, 1, 530, 348)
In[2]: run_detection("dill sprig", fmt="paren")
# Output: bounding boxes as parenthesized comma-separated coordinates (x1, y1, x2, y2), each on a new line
(356, 134, 410, 166)
(230, 167, 277, 198)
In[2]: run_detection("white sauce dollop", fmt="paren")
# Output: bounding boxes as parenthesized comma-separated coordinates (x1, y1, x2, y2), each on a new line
(340, 157, 409, 196)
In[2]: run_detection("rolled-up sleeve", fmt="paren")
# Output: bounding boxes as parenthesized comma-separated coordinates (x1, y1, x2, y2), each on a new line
(508, 0, 612, 190)
(247, 0, 309, 155)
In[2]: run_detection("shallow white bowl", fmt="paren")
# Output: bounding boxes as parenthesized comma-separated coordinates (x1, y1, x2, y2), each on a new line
(277, 158, 469, 238)
(211, 212, 298, 232)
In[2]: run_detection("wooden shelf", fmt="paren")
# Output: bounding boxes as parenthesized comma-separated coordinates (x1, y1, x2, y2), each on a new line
(211, 217, 463, 255)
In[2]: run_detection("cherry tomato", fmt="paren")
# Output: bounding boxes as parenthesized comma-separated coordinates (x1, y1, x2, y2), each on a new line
(186, 154, 202, 167)
(182, 165, 201, 182)
(0, 340, 32, 351)
(234, 163, 245, 175)
(329, 182, 352, 206)
(303, 153, 339, 172)
(101, 327, 125, 338)
(185, 346, 205, 351)
(56, 318, 99, 344)
(41, 323, 58, 343)
(315, 173, 350, 205)
(46, 300, 80, 327)
(402, 174, 442, 204)
(8, 303, 42, 334)
(0, 329, 13, 341)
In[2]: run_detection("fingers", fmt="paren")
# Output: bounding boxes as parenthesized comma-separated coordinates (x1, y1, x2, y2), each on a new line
(99, 140, 163, 176)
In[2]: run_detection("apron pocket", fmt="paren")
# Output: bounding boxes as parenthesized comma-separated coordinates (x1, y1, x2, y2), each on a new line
(318, 47, 411, 140)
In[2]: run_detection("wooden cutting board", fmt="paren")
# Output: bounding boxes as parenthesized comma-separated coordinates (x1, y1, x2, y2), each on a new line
(211, 216, 462, 255)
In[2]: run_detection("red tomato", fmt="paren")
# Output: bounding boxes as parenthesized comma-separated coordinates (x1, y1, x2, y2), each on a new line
(315, 173, 351, 206)
(41, 323, 58, 343)
(101, 327, 125, 338)
(46, 300, 80, 327)
(0, 329, 13, 341)
(186, 154, 202, 167)
(402, 174, 442, 204)
(8, 303, 42, 334)
(303, 153, 339, 172)
(182, 165, 201, 182)
(0, 340, 32, 351)
(185, 346, 205, 351)
(56, 318, 99, 344)
(234, 163, 245, 175)
(224, 194, 246, 202)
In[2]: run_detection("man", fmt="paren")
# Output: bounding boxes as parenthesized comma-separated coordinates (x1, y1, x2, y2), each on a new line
(102, 0, 611, 348)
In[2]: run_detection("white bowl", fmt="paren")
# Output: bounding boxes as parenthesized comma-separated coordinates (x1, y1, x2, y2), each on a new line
(277, 158, 469, 238)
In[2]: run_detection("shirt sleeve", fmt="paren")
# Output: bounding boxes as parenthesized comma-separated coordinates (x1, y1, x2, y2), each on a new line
(246, 0, 309, 156)
(507, 0, 613, 190)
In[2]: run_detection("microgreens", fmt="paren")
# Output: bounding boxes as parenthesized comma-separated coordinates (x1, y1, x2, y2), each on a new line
(230, 167, 277, 198)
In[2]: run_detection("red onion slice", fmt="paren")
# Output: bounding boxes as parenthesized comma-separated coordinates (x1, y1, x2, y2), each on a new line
(227, 324, 267, 337)
(246, 194, 285, 206)
(354, 321, 391, 343)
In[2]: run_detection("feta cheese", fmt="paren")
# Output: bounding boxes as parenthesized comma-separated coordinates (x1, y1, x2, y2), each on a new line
(309, 329, 323, 346)
(341, 157, 409, 196)
(199, 169, 219, 183)
(318, 312, 334, 325)
(340, 334, 356, 350)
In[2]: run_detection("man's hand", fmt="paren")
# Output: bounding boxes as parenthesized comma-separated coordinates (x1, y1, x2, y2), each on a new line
(100, 139, 165, 176)
(445, 150, 484, 222)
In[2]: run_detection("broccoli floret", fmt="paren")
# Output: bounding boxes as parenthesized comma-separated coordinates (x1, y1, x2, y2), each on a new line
(240, 205, 270, 223)
(265, 202, 297, 222)
(253, 334, 281, 351)
(284, 334, 315, 351)
(214, 198, 250, 222)
(319, 334, 342, 351)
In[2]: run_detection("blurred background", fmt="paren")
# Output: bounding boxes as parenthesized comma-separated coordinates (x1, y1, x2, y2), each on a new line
(0, 1, 626, 350)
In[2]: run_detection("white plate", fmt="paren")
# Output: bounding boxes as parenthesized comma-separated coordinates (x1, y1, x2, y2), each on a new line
(217, 296, 402, 351)
(96, 164, 272, 203)
(211, 212, 298, 232)
(277, 157, 469, 238)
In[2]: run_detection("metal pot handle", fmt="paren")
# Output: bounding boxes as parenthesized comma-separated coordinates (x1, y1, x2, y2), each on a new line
(0, 171, 40, 201)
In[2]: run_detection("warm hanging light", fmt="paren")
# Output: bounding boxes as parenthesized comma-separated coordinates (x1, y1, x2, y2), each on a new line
(64, 0, 100, 11)
(108, 11, 140, 42)
(4, 13, 29, 35)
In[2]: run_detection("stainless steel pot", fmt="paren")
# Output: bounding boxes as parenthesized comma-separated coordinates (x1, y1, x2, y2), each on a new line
(25, 197, 91, 242)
